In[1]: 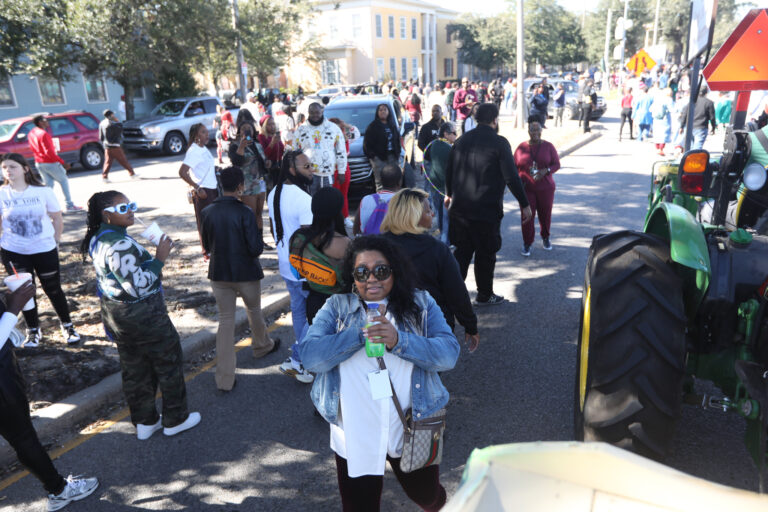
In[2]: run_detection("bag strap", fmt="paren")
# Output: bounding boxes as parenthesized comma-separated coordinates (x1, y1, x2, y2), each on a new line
(377, 356, 410, 433)
(755, 129, 768, 155)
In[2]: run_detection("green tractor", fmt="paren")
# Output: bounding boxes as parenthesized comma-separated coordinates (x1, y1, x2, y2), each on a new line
(575, 131, 768, 464)
(574, 9, 768, 466)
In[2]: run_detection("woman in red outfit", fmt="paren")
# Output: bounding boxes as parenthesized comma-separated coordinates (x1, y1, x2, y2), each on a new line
(258, 115, 284, 191)
(514, 117, 560, 257)
(619, 87, 634, 141)
(328, 118, 352, 217)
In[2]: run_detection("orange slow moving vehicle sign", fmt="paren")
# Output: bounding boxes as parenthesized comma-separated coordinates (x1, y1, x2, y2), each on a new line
(703, 8, 768, 91)
(625, 49, 656, 75)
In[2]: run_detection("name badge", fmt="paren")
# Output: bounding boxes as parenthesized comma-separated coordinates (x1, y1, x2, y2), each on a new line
(368, 369, 393, 401)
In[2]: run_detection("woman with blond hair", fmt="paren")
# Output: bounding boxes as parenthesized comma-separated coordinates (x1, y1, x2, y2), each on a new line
(381, 188, 479, 351)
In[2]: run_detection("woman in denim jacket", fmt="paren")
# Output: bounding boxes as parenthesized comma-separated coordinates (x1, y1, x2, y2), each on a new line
(300, 235, 459, 512)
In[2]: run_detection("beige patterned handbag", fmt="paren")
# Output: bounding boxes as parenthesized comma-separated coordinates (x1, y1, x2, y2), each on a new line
(376, 357, 446, 473)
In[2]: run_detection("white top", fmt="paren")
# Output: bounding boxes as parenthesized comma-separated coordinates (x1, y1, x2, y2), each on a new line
(464, 117, 477, 132)
(330, 301, 415, 477)
(267, 184, 313, 281)
(182, 144, 217, 189)
(0, 185, 61, 254)
(0, 311, 19, 352)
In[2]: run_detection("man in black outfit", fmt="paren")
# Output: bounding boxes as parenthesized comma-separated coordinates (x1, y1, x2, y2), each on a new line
(417, 105, 444, 152)
(445, 103, 532, 306)
(581, 79, 595, 133)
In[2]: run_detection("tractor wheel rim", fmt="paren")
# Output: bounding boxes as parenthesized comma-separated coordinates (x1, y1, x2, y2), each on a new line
(579, 286, 591, 412)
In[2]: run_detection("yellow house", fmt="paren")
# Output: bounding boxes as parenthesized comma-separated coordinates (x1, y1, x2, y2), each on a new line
(284, 0, 460, 91)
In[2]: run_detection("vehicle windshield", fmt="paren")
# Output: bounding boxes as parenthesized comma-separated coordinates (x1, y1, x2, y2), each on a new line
(323, 105, 384, 135)
(151, 101, 186, 116)
(0, 121, 19, 142)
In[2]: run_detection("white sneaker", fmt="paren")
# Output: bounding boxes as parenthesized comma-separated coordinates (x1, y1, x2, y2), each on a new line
(163, 412, 201, 436)
(61, 323, 81, 345)
(47, 475, 99, 511)
(25, 328, 42, 348)
(136, 416, 162, 440)
(279, 358, 314, 384)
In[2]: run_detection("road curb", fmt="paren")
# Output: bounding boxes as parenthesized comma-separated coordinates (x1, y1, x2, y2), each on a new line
(0, 292, 291, 469)
(558, 131, 602, 158)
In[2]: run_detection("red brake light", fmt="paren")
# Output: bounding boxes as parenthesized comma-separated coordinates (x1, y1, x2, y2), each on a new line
(681, 174, 704, 194)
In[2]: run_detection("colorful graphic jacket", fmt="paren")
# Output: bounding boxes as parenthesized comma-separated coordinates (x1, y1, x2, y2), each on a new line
(89, 224, 163, 303)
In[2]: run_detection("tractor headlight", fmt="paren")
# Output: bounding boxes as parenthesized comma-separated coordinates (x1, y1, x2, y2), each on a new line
(743, 162, 767, 191)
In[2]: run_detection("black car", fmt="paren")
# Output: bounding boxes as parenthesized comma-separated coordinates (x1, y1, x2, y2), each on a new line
(323, 95, 414, 203)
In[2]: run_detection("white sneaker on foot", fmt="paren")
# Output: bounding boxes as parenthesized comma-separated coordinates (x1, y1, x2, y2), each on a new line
(163, 412, 201, 436)
(279, 358, 314, 384)
(136, 416, 162, 440)
(61, 323, 81, 345)
(47, 475, 99, 511)
(25, 328, 42, 348)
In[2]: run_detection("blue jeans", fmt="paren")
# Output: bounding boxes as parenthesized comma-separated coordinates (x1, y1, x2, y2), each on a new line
(692, 128, 708, 150)
(429, 185, 449, 244)
(638, 123, 652, 141)
(35, 162, 74, 208)
(284, 278, 309, 366)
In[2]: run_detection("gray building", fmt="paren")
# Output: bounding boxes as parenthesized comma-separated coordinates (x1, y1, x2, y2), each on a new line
(0, 71, 156, 123)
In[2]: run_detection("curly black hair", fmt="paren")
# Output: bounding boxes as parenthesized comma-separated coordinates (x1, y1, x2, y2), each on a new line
(342, 235, 420, 327)
(273, 149, 306, 246)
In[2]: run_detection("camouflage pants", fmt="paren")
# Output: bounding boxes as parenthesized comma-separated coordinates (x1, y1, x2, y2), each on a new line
(101, 292, 189, 428)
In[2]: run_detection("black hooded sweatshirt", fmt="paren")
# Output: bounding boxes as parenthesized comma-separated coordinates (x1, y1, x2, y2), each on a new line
(383, 232, 477, 335)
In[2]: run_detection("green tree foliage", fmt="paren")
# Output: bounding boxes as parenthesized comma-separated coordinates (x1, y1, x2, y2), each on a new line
(582, 0, 650, 66)
(238, 0, 319, 87)
(449, 14, 516, 72)
(68, 0, 195, 119)
(153, 66, 199, 103)
(186, 0, 238, 96)
(1, 0, 79, 80)
(524, 0, 586, 66)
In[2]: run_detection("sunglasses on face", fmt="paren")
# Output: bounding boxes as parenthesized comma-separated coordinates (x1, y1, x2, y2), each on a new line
(353, 264, 392, 283)
(103, 202, 138, 214)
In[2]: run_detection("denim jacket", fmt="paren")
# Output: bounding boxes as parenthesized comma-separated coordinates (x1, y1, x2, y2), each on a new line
(300, 290, 460, 426)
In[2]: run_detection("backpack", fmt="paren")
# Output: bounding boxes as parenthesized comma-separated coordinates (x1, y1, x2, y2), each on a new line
(362, 194, 389, 234)
(288, 234, 345, 294)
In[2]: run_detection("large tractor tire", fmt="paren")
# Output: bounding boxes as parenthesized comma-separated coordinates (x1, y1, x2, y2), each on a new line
(575, 230, 686, 460)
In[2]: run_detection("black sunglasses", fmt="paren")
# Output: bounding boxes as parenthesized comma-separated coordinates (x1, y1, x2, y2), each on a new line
(353, 264, 392, 283)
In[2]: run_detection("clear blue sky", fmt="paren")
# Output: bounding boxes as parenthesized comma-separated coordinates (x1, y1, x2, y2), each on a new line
(441, 0, 600, 16)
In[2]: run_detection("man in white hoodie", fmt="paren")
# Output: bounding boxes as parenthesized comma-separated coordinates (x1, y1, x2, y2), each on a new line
(293, 102, 348, 196)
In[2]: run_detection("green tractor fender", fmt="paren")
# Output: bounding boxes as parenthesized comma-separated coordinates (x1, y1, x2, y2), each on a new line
(644, 202, 711, 309)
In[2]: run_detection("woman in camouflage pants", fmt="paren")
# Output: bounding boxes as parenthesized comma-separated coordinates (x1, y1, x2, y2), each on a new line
(80, 191, 201, 440)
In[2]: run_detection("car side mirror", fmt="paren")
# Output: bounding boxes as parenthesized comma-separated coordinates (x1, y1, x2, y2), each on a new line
(678, 149, 714, 196)
(403, 122, 415, 135)
(16, 133, 27, 141)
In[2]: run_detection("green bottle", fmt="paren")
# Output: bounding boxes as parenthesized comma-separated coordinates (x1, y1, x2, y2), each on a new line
(365, 303, 385, 357)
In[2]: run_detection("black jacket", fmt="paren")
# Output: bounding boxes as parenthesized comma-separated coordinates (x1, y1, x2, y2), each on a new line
(680, 97, 717, 131)
(99, 119, 123, 147)
(383, 232, 477, 335)
(445, 124, 529, 223)
(363, 119, 400, 161)
(201, 196, 264, 282)
(417, 118, 442, 151)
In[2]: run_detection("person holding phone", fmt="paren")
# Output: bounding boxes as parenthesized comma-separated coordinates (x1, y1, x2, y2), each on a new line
(230, 121, 273, 249)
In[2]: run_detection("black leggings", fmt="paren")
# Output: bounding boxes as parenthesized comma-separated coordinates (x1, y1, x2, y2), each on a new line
(1, 247, 72, 330)
(335, 453, 445, 512)
(0, 344, 65, 494)
(620, 107, 633, 138)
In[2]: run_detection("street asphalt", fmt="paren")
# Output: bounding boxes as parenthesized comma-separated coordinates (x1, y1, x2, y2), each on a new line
(0, 113, 763, 510)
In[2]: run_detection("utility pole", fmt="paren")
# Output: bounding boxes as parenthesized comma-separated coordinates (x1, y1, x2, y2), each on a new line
(603, 9, 612, 92)
(515, 0, 525, 128)
(618, 0, 630, 71)
(652, 0, 661, 46)
(232, 0, 247, 102)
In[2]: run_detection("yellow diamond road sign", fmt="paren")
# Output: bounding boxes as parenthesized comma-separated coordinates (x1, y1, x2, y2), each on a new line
(626, 49, 656, 74)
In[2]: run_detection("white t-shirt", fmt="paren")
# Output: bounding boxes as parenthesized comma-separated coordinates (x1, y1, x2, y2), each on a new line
(267, 184, 313, 281)
(0, 185, 61, 254)
(330, 300, 415, 477)
(182, 144, 217, 189)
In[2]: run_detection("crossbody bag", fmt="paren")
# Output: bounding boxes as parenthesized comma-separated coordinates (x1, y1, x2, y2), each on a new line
(375, 356, 446, 473)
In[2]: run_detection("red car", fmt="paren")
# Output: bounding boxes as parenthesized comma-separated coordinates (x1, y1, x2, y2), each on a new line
(0, 111, 104, 170)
